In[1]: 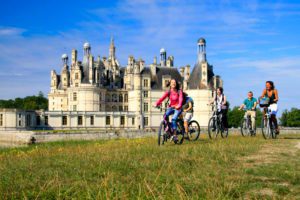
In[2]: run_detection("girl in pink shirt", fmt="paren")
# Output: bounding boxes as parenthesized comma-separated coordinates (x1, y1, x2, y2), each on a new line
(155, 79, 183, 134)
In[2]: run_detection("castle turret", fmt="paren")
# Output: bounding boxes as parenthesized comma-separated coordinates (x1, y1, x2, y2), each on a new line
(71, 49, 77, 67)
(61, 54, 70, 89)
(160, 48, 166, 66)
(109, 37, 116, 59)
(198, 38, 206, 63)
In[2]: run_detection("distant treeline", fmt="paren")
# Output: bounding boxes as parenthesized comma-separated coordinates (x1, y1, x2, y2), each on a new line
(0, 91, 48, 110)
(280, 108, 300, 127)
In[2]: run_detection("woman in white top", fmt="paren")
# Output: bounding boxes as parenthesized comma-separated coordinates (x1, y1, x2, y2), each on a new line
(210, 87, 228, 129)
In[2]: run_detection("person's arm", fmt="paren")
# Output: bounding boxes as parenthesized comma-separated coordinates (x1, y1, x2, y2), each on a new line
(239, 103, 245, 110)
(253, 99, 257, 110)
(274, 89, 279, 102)
(261, 89, 266, 98)
(184, 102, 192, 112)
(209, 94, 216, 105)
(175, 90, 183, 109)
(222, 95, 227, 105)
(154, 91, 169, 107)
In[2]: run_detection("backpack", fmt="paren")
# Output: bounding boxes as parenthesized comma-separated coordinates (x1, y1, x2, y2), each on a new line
(215, 94, 229, 110)
(185, 96, 194, 107)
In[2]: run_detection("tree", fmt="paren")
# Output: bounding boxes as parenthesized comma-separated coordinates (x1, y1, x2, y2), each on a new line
(0, 93, 48, 110)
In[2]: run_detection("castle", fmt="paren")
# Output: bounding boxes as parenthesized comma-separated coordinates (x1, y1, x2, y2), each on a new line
(0, 38, 222, 130)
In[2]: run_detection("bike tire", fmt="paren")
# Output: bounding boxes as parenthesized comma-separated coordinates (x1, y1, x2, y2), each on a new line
(240, 119, 248, 137)
(174, 121, 185, 145)
(221, 126, 228, 138)
(158, 120, 167, 145)
(261, 118, 271, 139)
(208, 117, 218, 139)
(188, 120, 200, 141)
(271, 123, 277, 139)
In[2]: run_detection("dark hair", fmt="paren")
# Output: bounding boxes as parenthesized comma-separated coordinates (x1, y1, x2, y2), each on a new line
(248, 91, 253, 94)
(166, 79, 181, 91)
(266, 81, 275, 90)
(217, 87, 223, 94)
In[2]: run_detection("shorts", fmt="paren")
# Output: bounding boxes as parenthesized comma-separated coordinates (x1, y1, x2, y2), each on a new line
(184, 112, 193, 122)
(268, 103, 278, 115)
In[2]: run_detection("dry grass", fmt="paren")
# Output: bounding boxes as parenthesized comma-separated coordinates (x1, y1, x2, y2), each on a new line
(0, 134, 299, 199)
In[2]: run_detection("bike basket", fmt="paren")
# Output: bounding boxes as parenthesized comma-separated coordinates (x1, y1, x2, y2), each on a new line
(259, 97, 270, 107)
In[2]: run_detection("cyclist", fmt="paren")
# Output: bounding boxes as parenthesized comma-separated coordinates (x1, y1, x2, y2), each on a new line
(209, 87, 228, 131)
(239, 91, 257, 134)
(260, 81, 279, 134)
(182, 93, 194, 139)
(154, 79, 183, 141)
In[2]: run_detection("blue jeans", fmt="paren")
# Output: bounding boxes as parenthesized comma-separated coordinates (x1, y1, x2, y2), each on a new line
(165, 107, 182, 131)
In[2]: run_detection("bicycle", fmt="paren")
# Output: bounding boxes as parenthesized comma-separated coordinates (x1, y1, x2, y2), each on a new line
(155, 106, 185, 145)
(207, 105, 228, 139)
(240, 109, 256, 137)
(259, 97, 277, 139)
(184, 116, 201, 141)
(261, 106, 277, 139)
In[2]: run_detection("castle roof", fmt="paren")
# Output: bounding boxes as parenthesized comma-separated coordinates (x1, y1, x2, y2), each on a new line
(141, 66, 183, 90)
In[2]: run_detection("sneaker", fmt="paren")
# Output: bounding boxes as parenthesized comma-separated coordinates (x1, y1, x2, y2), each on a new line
(173, 135, 178, 142)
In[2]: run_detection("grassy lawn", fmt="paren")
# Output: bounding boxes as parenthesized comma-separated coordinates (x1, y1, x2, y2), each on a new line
(0, 134, 299, 199)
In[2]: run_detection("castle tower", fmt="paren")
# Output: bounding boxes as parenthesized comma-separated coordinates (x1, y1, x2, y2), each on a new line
(109, 37, 116, 59)
(198, 38, 206, 63)
(71, 49, 77, 67)
(160, 48, 167, 66)
(61, 54, 70, 89)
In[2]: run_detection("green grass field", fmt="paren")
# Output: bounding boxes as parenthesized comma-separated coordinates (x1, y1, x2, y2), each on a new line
(0, 134, 299, 199)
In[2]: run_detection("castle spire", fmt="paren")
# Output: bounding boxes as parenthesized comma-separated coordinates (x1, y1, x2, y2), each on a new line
(109, 36, 115, 58)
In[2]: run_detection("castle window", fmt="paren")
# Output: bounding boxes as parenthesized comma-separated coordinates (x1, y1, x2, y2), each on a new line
(0, 114, 3, 126)
(90, 116, 94, 125)
(119, 106, 123, 111)
(112, 94, 118, 102)
(143, 79, 149, 87)
(106, 116, 110, 125)
(36, 116, 41, 126)
(124, 94, 128, 102)
(78, 116, 83, 126)
(112, 106, 118, 112)
(120, 116, 125, 125)
(19, 120, 21, 126)
(19, 114, 21, 118)
(144, 117, 149, 126)
(62, 116, 67, 125)
(75, 73, 79, 79)
(73, 105, 77, 111)
(132, 117, 135, 125)
(119, 94, 123, 102)
(143, 91, 148, 98)
(45, 116, 48, 126)
(73, 92, 77, 101)
(164, 80, 170, 87)
(124, 106, 128, 111)
(26, 115, 31, 127)
(143, 102, 148, 112)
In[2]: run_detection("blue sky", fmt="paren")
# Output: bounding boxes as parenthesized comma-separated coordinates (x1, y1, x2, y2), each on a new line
(0, 0, 300, 113)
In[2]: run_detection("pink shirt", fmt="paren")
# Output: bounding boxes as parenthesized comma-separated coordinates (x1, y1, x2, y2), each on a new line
(155, 89, 183, 109)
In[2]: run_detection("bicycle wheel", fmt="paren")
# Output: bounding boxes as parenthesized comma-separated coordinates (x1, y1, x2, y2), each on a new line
(261, 118, 271, 139)
(270, 123, 277, 139)
(158, 120, 167, 145)
(188, 120, 200, 141)
(174, 121, 185, 145)
(208, 117, 218, 139)
(220, 124, 228, 138)
(240, 119, 248, 137)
